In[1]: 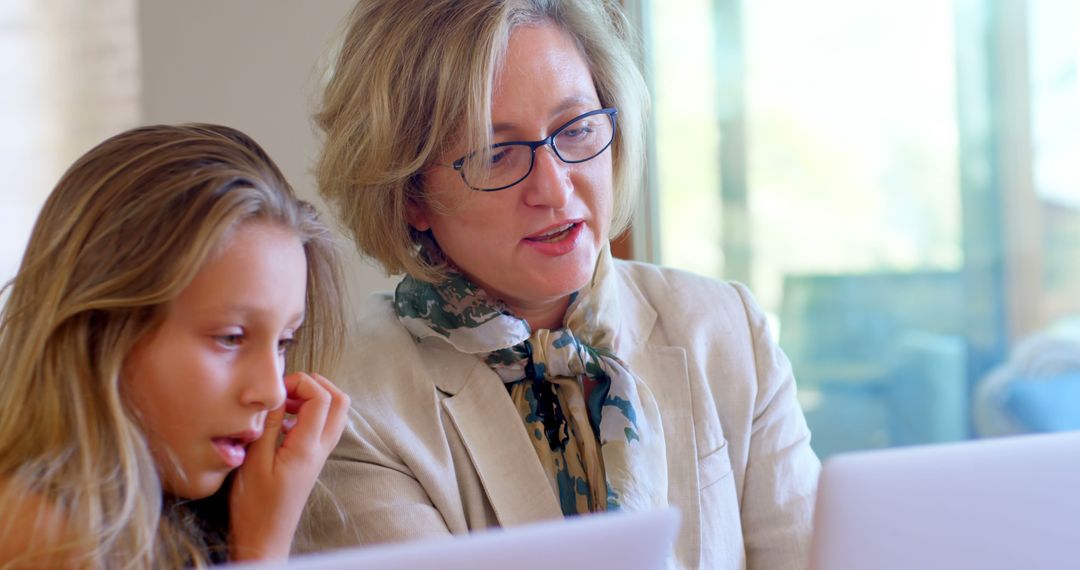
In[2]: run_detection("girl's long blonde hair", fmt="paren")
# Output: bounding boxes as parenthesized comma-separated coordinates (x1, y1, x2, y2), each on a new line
(0, 124, 344, 568)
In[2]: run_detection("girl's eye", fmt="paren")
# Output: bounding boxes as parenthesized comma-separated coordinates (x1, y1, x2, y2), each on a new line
(277, 338, 296, 355)
(216, 334, 244, 348)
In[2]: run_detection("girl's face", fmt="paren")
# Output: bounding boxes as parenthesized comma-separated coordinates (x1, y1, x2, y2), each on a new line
(122, 222, 307, 499)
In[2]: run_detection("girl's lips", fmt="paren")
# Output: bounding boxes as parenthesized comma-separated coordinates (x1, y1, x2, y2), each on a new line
(212, 437, 247, 468)
(521, 221, 583, 256)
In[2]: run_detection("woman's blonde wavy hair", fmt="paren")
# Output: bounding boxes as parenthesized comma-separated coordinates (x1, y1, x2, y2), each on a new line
(316, 0, 648, 281)
(0, 124, 344, 568)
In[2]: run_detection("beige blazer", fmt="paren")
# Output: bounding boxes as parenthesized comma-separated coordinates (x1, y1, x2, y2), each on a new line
(298, 261, 820, 569)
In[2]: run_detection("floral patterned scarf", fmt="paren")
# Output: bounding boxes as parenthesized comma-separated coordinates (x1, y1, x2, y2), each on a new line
(395, 245, 667, 516)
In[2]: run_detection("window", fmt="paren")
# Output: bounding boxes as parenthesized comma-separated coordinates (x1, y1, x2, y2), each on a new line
(641, 0, 1080, 456)
(0, 0, 139, 285)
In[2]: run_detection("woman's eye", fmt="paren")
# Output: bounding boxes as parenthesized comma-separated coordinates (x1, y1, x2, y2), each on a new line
(559, 126, 595, 144)
(489, 149, 508, 165)
(277, 338, 296, 355)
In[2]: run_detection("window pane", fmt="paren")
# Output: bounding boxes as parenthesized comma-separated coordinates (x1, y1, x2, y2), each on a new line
(744, 0, 962, 457)
(0, 0, 139, 285)
(645, 0, 1080, 457)
(1030, 0, 1080, 318)
(651, 0, 724, 278)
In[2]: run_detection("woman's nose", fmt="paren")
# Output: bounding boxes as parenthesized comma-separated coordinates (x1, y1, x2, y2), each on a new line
(521, 146, 572, 209)
(239, 349, 288, 411)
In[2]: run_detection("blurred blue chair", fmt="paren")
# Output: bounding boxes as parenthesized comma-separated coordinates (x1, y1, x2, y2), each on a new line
(974, 318, 1080, 436)
(778, 271, 969, 458)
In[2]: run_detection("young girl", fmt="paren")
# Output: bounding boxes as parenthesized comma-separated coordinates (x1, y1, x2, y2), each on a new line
(0, 124, 350, 567)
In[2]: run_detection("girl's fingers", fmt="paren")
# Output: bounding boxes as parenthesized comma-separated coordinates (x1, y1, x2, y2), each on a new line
(248, 403, 286, 471)
(280, 372, 331, 448)
(311, 373, 351, 445)
(284, 397, 304, 415)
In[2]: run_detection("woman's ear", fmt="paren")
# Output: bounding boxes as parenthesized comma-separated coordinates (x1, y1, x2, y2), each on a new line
(405, 198, 431, 231)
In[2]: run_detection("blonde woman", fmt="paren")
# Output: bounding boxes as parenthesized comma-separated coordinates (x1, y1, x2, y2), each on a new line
(0, 124, 350, 567)
(303, 0, 821, 568)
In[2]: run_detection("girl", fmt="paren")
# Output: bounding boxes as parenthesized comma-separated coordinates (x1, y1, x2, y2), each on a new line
(0, 124, 350, 567)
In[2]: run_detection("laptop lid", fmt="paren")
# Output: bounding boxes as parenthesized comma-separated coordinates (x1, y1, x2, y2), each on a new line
(810, 430, 1080, 570)
(252, 507, 680, 570)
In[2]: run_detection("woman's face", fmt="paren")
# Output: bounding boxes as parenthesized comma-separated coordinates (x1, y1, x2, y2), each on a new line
(411, 23, 613, 324)
(122, 222, 306, 499)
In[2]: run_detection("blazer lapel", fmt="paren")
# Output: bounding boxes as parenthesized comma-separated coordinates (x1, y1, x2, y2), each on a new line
(437, 356, 563, 527)
(614, 265, 703, 568)
(629, 344, 702, 568)
(419, 260, 703, 562)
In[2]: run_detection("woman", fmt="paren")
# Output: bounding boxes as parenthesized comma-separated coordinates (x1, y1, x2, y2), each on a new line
(304, 1, 819, 568)
(0, 124, 349, 567)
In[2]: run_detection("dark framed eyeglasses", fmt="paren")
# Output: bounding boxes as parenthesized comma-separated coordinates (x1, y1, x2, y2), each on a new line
(445, 107, 618, 192)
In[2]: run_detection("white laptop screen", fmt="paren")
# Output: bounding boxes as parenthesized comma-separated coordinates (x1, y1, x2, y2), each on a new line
(810, 431, 1080, 570)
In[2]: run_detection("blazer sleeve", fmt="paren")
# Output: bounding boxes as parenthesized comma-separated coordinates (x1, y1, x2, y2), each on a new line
(732, 282, 821, 570)
(296, 406, 452, 552)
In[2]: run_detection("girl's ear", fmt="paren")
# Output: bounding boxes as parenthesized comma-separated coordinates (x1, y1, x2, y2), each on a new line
(404, 198, 431, 231)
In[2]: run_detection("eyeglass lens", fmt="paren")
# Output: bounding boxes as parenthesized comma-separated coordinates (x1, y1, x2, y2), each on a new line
(460, 110, 614, 191)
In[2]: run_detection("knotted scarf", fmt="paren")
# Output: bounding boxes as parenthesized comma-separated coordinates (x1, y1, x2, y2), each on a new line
(395, 245, 667, 516)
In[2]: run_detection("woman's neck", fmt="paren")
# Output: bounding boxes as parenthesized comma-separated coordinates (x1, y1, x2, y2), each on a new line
(507, 295, 571, 332)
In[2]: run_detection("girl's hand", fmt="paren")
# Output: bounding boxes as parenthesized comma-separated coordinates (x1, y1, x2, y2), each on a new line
(228, 372, 350, 562)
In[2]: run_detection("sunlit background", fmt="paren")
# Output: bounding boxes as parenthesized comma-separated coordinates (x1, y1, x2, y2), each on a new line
(4, 0, 1079, 458)
(648, 0, 1080, 456)
(1, 0, 398, 311)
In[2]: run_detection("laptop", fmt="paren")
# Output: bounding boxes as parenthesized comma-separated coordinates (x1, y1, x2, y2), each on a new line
(810, 430, 1080, 570)
(252, 508, 680, 570)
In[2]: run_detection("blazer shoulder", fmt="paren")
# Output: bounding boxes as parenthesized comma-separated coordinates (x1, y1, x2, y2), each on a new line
(334, 291, 487, 410)
(350, 291, 409, 340)
(614, 259, 754, 335)
(333, 292, 424, 394)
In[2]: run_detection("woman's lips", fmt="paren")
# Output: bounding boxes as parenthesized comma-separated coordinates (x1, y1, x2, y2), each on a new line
(522, 221, 583, 256)
(527, 222, 575, 241)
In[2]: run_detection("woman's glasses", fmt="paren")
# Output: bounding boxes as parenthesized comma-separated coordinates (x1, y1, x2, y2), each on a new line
(447, 108, 617, 192)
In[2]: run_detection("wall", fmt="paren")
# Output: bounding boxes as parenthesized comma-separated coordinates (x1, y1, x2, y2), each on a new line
(1, 0, 139, 285)
(138, 0, 399, 307)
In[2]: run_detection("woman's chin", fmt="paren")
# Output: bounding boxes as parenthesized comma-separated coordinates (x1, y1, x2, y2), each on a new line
(464, 241, 600, 316)
(504, 265, 595, 312)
